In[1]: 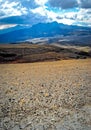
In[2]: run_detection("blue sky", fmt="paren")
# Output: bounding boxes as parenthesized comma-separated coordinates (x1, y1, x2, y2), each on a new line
(0, 0, 91, 30)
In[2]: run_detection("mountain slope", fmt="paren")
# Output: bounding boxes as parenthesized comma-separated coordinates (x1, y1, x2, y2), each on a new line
(0, 22, 91, 43)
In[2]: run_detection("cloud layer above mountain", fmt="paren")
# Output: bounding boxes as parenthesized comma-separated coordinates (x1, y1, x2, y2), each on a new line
(49, 0, 78, 9)
(0, 0, 91, 29)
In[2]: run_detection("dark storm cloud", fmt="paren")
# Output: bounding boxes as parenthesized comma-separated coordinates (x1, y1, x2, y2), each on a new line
(80, 0, 91, 8)
(0, 13, 48, 25)
(48, 0, 78, 9)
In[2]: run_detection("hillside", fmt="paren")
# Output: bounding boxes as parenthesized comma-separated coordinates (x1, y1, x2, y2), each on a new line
(0, 59, 91, 130)
(0, 44, 91, 63)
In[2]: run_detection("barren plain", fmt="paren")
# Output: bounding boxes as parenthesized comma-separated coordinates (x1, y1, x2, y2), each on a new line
(0, 59, 91, 130)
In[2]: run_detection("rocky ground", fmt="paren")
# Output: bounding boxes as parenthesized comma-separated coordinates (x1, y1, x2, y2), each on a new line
(0, 59, 91, 130)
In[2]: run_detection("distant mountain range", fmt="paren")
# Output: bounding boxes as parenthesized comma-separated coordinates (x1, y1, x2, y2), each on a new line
(0, 21, 91, 44)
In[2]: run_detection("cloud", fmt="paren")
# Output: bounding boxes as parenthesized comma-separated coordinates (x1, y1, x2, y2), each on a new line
(31, 5, 57, 22)
(35, 0, 48, 6)
(7, 0, 38, 9)
(0, 0, 48, 27)
(54, 11, 77, 25)
(56, 8, 91, 26)
(75, 8, 91, 26)
(48, 0, 78, 9)
(31, 5, 76, 25)
(79, 0, 91, 8)
(0, 24, 17, 30)
(31, 6, 47, 16)
(0, 12, 48, 26)
(0, 0, 91, 28)
(0, 0, 28, 18)
(16, 0, 38, 9)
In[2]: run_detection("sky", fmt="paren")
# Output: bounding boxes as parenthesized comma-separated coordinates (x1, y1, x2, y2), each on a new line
(0, 0, 91, 30)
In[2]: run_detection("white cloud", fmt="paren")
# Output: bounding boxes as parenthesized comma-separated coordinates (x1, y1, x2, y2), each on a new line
(0, 0, 91, 27)
(31, 5, 76, 25)
(31, 6, 47, 16)
(0, 0, 28, 18)
(47, 10, 57, 20)
(31, 5, 58, 22)
(57, 18, 74, 25)
(35, 0, 48, 6)
(1, 1, 19, 9)
(0, 24, 17, 30)
(75, 8, 91, 26)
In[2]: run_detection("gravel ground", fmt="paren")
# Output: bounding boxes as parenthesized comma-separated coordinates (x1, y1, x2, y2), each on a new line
(0, 59, 91, 130)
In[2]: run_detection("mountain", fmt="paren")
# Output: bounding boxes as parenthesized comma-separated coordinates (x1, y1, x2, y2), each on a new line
(0, 25, 27, 35)
(0, 21, 91, 44)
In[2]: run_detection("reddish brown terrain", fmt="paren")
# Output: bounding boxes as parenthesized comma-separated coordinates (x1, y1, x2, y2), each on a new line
(0, 59, 91, 130)
(0, 44, 91, 63)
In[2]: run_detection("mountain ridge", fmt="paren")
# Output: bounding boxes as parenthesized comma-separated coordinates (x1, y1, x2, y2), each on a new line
(0, 21, 91, 43)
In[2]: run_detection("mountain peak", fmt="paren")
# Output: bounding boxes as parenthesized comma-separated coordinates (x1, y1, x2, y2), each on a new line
(0, 21, 91, 43)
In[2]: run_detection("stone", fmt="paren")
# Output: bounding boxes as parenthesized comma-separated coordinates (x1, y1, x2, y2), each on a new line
(56, 125, 68, 130)
(12, 125, 20, 130)
(19, 117, 32, 129)
(34, 125, 44, 130)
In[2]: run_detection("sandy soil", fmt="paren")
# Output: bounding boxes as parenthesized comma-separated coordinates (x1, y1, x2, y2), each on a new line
(0, 59, 91, 130)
